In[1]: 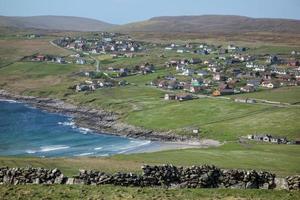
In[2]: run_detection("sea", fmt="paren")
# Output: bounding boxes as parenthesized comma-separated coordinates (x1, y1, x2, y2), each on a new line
(0, 100, 153, 157)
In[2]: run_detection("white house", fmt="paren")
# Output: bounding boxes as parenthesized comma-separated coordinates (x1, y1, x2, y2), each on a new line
(253, 66, 265, 72)
(182, 68, 194, 76)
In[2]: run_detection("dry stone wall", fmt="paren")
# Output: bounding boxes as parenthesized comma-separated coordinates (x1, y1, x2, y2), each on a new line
(0, 165, 299, 190)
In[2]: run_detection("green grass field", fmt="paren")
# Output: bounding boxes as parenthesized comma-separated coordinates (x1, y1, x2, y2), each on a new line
(0, 142, 300, 199)
(1, 143, 299, 177)
(233, 87, 300, 104)
(1, 34, 300, 199)
(1, 185, 299, 200)
(0, 62, 299, 141)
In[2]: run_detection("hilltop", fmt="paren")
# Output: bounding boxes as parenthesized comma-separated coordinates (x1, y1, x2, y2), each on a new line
(1, 15, 300, 34)
(113, 15, 300, 34)
(0, 15, 116, 32)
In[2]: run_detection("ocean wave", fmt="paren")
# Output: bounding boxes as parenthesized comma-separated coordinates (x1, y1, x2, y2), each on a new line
(58, 120, 91, 134)
(74, 152, 94, 156)
(40, 145, 70, 152)
(98, 153, 109, 157)
(94, 147, 103, 150)
(117, 140, 152, 152)
(0, 99, 19, 103)
(78, 127, 91, 134)
(25, 150, 37, 154)
(58, 121, 75, 127)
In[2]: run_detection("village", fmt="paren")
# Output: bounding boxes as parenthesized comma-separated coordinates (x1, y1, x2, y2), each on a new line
(24, 32, 300, 102)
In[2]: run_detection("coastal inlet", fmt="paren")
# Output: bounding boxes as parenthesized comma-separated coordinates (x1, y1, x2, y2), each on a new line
(0, 100, 152, 157)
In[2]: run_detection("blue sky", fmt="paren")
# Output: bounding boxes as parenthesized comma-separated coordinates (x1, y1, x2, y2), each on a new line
(1, 0, 299, 24)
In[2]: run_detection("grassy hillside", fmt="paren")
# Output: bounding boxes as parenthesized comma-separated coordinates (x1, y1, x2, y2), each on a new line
(0, 61, 299, 141)
(0, 15, 116, 31)
(0, 37, 71, 67)
(1, 142, 299, 199)
(233, 87, 300, 104)
(1, 185, 299, 200)
(1, 143, 299, 177)
(113, 15, 300, 34)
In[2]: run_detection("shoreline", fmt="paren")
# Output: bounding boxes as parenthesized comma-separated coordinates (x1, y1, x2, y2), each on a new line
(0, 90, 221, 151)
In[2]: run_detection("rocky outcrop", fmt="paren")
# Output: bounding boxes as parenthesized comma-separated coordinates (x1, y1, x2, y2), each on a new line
(1, 165, 298, 190)
(0, 90, 196, 142)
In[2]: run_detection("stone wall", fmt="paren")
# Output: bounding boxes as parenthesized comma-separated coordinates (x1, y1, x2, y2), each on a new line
(0, 167, 66, 185)
(0, 165, 299, 190)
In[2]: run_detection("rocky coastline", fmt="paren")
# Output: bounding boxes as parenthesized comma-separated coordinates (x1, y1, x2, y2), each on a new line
(0, 90, 217, 145)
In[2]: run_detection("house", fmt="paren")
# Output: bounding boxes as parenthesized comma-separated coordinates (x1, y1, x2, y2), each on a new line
(158, 80, 168, 88)
(197, 70, 208, 77)
(246, 62, 258, 69)
(247, 79, 261, 88)
(191, 78, 203, 86)
(190, 85, 202, 93)
(164, 93, 176, 100)
(220, 88, 235, 95)
(167, 80, 179, 90)
(240, 85, 255, 93)
(194, 49, 209, 55)
(212, 90, 221, 96)
(213, 73, 221, 81)
(140, 63, 155, 74)
(56, 57, 65, 64)
(103, 37, 112, 42)
(176, 93, 193, 101)
(182, 68, 194, 76)
(76, 58, 86, 65)
(176, 64, 187, 71)
(189, 58, 202, 64)
(266, 55, 279, 64)
(118, 80, 128, 86)
(227, 44, 237, 51)
(76, 84, 95, 92)
(130, 47, 136, 52)
(253, 66, 265, 72)
(118, 68, 129, 77)
(35, 55, 45, 61)
(261, 81, 279, 89)
(91, 49, 97, 54)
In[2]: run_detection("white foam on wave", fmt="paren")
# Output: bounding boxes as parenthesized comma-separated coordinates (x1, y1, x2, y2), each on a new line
(94, 147, 103, 150)
(25, 150, 37, 154)
(40, 145, 70, 152)
(78, 127, 91, 134)
(74, 152, 94, 156)
(117, 140, 152, 152)
(58, 120, 91, 134)
(58, 121, 75, 127)
(98, 153, 109, 157)
(0, 99, 19, 103)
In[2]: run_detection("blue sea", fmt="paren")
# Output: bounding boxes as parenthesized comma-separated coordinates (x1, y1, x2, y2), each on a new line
(0, 100, 153, 157)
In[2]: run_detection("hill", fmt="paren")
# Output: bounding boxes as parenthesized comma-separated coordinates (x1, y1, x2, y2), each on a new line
(113, 15, 300, 34)
(0, 15, 116, 32)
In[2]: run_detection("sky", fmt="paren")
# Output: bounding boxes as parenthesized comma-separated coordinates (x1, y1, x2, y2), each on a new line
(1, 0, 300, 24)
